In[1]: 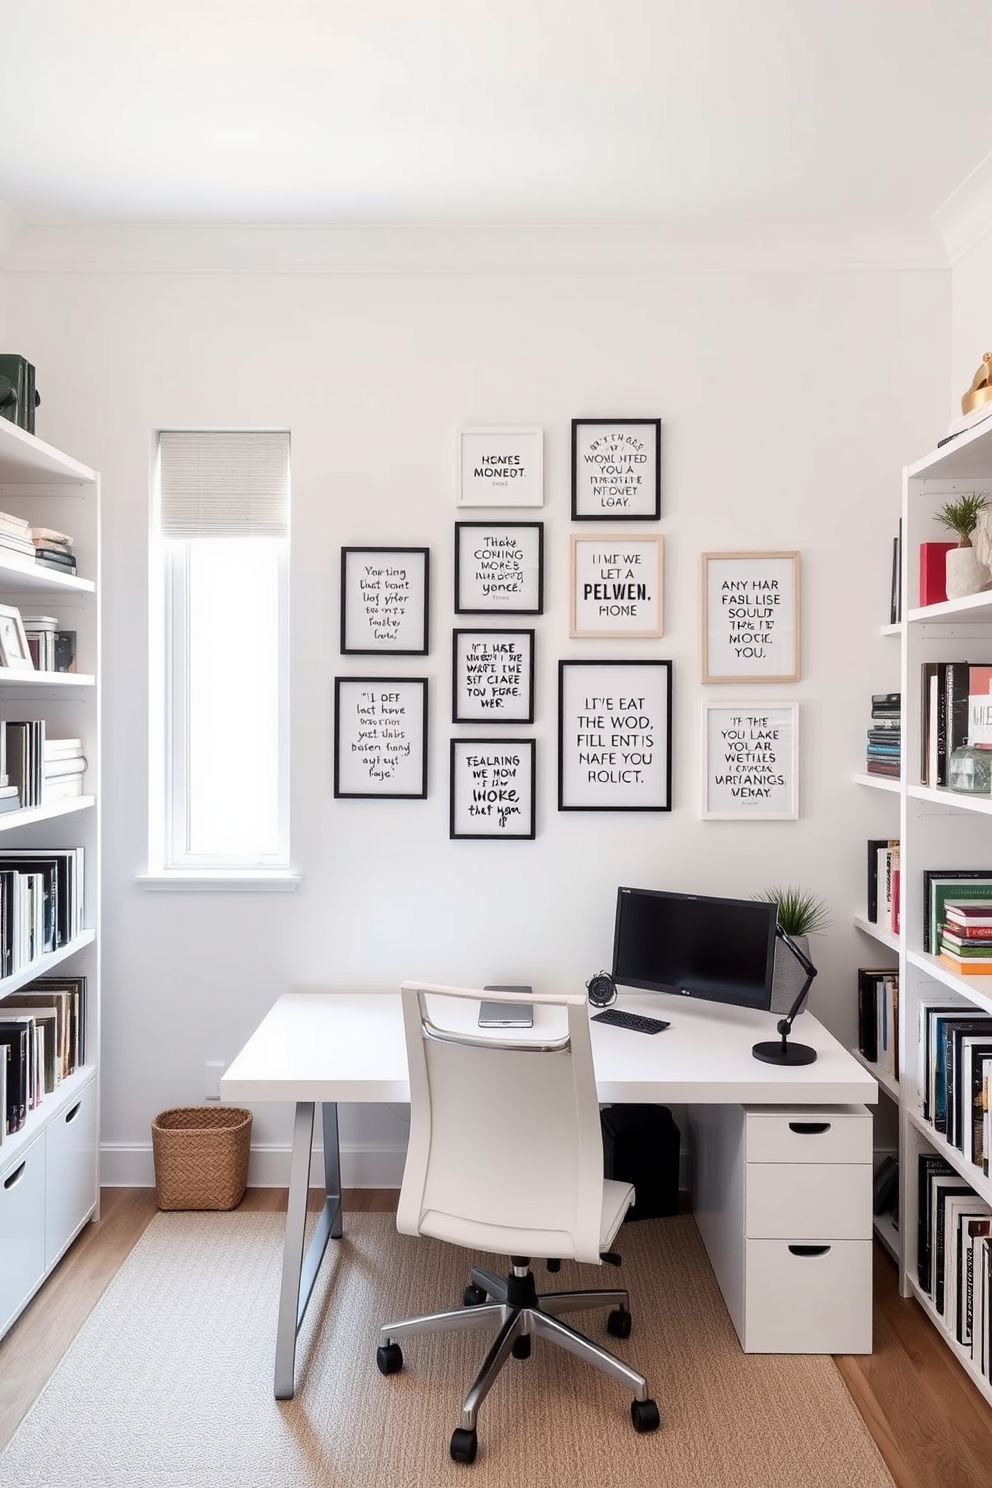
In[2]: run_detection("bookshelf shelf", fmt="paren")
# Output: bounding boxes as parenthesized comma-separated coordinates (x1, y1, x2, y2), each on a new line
(0, 418, 99, 1344)
(853, 771, 901, 793)
(873, 1211, 900, 1263)
(853, 913, 900, 952)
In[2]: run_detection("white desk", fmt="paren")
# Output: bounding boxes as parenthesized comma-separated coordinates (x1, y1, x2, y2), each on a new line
(221, 989, 877, 1397)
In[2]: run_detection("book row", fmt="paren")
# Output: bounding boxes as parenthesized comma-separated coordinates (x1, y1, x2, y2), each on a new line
(0, 722, 87, 811)
(0, 974, 87, 1140)
(918, 1153, 992, 1378)
(920, 659, 992, 789)
(920, 999, 992, 1171)
(0, 848, 85, 979)
(857, 968, 899, 1081)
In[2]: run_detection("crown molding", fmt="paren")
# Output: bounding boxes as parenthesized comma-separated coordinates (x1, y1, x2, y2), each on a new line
(932, 149, 992, 265)
(0, 218, 951, 276)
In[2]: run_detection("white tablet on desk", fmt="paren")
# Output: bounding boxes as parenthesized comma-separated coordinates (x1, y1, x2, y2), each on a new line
(478, 985, 534, 1027)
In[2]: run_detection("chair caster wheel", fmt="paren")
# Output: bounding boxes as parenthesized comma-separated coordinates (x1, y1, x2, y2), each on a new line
(607, 1307, 632, 1338)
(463, 1284, 487, 1306)
(546, 1257, 561, 1272)
(511, 1334, 531, 1359)
(376, 1342, 403, 1375)
(450, 1427, 478, 1463)
(631, 1398, 661, 1433)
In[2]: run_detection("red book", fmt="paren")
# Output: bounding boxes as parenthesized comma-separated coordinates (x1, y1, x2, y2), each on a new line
(919, 542, 956, 606)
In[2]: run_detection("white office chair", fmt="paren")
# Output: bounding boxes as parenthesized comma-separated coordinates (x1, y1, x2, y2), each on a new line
(376, 980, 660, 1465)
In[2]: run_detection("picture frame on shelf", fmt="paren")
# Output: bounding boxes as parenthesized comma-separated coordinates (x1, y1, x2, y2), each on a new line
(701, 551, 800, 683)
(571, 418, 661, 521)
(569, 533, 663, 638)
(452, 629, 535, 724)
(557, 659, 672, 811)
(454, 521, 544, 615)
(701, 702, 799, 820)
(0, 604, 34, 671)
(450, 738, 536, 840)
(458, 428, 543, 508)
(340, 547, 430, 656)
(333, 677, 428, 799)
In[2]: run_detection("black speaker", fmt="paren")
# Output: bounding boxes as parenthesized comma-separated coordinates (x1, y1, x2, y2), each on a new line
(600, 1103, 681, 1220)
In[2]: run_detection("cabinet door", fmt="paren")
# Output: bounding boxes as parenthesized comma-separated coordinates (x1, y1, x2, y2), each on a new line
(0, 1133, 46, 1336)
(45, 1077, 98, 1269)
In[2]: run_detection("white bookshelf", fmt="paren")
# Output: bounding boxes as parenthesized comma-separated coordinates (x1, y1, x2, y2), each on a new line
(0, 418, 99, 1342)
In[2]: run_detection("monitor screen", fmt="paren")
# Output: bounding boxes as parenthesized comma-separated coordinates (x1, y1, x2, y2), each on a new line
(611, 886, 778, 1012)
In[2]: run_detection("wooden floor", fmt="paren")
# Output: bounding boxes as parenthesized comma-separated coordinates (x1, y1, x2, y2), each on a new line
(2, 1189, 992, 1487)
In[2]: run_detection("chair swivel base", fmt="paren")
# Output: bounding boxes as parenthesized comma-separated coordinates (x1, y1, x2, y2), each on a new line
(377, 1263, 661, 1464)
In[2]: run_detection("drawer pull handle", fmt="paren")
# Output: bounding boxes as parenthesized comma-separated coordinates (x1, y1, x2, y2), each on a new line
(787, 1121, 831, 1135)
(64, 1102, 82, 1124)
(3, 1162, 26, 1190)
(788, 1244, 831, 1257)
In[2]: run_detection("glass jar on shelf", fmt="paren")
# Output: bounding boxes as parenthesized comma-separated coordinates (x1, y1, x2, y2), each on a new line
(948, 739, 992, 795)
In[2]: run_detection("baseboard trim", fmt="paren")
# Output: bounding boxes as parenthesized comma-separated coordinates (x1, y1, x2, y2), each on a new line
(100, 1143, 409, 1190)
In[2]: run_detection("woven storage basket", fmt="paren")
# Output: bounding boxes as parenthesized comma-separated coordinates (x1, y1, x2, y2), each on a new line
(151, 1106, 252, 1211)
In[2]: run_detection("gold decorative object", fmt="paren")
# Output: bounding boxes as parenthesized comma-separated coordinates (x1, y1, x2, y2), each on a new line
(962, 350, 992, 415)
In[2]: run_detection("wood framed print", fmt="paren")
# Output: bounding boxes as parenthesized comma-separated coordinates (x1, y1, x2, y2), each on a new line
(458, 427, 543, 508)
(569, 534, 663, 638)
(558, 660, 672, 812)
(452, 629, 534, 723)
(333, 677, 428, 799)
(340, 547, 429, 655)
(701, 702, 799, 820)
(450, 738, 536, 839)
(571, 418, 661, 520)
(0, 604, 34, 671)
(701, 551, 800, 683)
(454, 522, 544, 615)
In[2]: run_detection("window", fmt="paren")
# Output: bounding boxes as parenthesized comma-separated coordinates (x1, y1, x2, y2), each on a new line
(149, 430, 291, 877)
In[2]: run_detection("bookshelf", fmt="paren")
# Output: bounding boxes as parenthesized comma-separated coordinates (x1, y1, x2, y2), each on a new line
(0, 419, 99, 1341)
(883, 417, 992, 1406)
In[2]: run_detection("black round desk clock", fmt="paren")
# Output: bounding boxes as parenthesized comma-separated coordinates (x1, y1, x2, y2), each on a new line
(586, 971, 617, 1008)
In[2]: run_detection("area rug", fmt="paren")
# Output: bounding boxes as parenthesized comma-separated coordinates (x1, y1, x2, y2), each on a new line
(0, 1210, 895, 1488)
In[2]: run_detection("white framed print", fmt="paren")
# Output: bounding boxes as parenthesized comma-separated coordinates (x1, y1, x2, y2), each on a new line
(701, 702, 799, 820)
(333, 677, 428, 798)
(569, 534, 663, 638)
(571, 418, 661, 520)
(452, 629, 534, 723)
(454, 522, 544, 614)
(701, 551, 800, 683)
(0, 603, 34, 671)
(458, 427, 543, 508)
(340, 547, 429, 655)
(450, 738, 536, 839)
(558, 659, 672, 812)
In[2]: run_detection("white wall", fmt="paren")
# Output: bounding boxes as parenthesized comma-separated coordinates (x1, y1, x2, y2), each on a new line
(950, 228, 992, 421)
(3, 248, 949, 1184)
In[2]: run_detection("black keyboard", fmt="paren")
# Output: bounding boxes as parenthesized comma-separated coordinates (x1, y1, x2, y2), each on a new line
(591, 1008, 670, 1035)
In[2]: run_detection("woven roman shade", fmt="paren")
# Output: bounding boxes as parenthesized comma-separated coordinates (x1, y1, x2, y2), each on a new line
(159, 431, 290, 538)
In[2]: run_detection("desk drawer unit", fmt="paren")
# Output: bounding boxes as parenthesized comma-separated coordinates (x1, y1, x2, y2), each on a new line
(0, 1133, 46, 1339)
(688, 1103, 873, 1354)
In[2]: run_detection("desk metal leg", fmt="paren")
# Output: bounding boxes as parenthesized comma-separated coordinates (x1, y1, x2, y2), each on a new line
(273, 1100, 344, 1399)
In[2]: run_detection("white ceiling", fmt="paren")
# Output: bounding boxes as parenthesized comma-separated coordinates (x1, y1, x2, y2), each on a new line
(0, 0, 991, 235)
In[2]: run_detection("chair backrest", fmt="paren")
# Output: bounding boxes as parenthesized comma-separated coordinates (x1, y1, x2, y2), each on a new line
(396, 981, 607, 1265)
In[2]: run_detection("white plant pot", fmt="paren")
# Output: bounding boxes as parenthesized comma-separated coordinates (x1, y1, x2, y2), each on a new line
(945, 545, 991, 600)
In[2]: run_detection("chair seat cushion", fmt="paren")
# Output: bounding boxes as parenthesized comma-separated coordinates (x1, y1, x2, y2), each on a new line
(416, 1178, 635, 1262)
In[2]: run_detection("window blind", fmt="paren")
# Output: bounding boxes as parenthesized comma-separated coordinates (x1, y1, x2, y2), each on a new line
(159, 431, 290, 538)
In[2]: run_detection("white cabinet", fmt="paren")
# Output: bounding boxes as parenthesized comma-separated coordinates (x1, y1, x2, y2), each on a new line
(688, 1103, 873, 1353)
(0, 419, 99, 1340)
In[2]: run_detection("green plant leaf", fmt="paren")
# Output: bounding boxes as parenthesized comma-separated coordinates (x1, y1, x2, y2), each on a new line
(753, 886, 832, 936)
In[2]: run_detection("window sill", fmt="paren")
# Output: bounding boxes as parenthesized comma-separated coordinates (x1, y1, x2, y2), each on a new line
(136, 871, 302, 893)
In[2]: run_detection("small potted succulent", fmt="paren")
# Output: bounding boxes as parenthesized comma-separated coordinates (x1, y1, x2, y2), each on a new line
(934, 492, 991, 600)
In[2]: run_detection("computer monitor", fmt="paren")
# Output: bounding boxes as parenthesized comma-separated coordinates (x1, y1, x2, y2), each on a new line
(611, 886, 778, 1012)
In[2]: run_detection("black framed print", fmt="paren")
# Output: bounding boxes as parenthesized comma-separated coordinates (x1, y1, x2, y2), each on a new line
(458, 427, 543, 507)
(558, 659, 672, 811)
(450, 738, 536, 839)
(333, 677, 428, 798)
(452, 629, 535, 723)
(454, 522, 544, 614)
(340, 547, 429, 655)
(571, 419, 661, 521)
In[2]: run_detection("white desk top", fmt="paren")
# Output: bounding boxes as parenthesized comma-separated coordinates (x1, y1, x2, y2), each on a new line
(220, 989, 877, 1107)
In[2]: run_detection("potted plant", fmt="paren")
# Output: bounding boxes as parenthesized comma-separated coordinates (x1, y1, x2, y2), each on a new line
(754, 887, 831, 1014)
(934, 492, 991, 599)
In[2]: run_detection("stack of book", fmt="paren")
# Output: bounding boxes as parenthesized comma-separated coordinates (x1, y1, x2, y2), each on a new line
(0, 508, 34, 561)
(857, 966, 899, 1078)
(0, 974, 87, 1141)
(43, 737, 86, 800)
(21, 614, 58, 672)
(920, 659, 992, 786)
(30, 526, 76, 576)
(867, 837, 901, 930)
(940, 900, 992, 974)
(917, 1152, 992, 1368)
(866, 691, 901, 778)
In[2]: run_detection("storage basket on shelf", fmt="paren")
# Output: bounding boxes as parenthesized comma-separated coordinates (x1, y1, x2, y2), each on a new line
(151, 1106, 252, 1211)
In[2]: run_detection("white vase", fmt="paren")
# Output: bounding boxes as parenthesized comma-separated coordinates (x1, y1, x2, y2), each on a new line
(945, 544, 991, 600)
